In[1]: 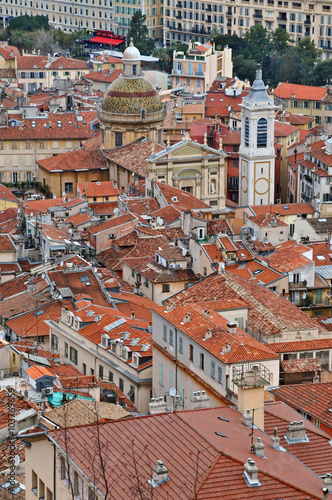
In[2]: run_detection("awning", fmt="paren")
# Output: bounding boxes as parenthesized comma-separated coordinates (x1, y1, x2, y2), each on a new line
(89, 36, 124, 46)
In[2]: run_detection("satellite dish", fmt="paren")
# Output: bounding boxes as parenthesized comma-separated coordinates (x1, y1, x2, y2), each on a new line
(302, 292, 307, 299)
(292, 233, 298, 240)
(251, 236, 256, 241)
(14, 455, 20, 467)
(169, 387, 176, 397)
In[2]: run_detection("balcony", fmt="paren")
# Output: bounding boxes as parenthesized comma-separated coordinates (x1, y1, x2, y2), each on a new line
(232, 363, 272, 388)
(304, 19, 311, 25)
(254, 12, 263, 18)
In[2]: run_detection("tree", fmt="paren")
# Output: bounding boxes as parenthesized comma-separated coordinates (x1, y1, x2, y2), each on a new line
(153, 42, 188, 73)
(9, 30, 34, 52)
(312, 59, 332, 86)
(34, 29, 61, 55)
(126, 11, 155, 55)
(8, 14, 50, 32)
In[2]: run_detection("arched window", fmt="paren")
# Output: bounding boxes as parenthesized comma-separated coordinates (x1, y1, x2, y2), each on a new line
(257, 118, 267, 148)
(245, 117, 249, 146)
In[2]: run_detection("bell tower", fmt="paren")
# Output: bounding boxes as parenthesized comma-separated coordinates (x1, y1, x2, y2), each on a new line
(239, 68, 276, 206)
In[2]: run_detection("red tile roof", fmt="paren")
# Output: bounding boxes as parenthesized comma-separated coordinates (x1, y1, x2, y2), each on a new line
(104, 138, 164, 177)
(268, 338, 332, 353)
(287, 113, 315, 126)
(274, 82, 327, 101)
(77, 180, 120, 198)
(124, 197, 160, 216)
(281, 358, 321, 373)
(154, 180, 210, 210)
(308, 241, 332, 266)
(150, 204, 181, 224)
(205, 90, 250, 118)
(49, 56, 90, 70)
(88, 213, 137, 235)
(251, 203, 316, 217)
(22, 197, 64, 215)
(0, 388, 39, 430)
(202, 243, 222, 263)
(227, 259, 285, 285)
(38, 149, 107, 173)
(0, 184, 19, 204)
(0, 111, 97, 141)
(0, 234, 16, 252)
(17, 54, 48, 69)
(47, 269, 109, 306)
(86, 68, 122, 83)
(248, 212, 288, 227)
(65, 212, 94, 227)
(0, 207, 17, 223)
(25, 365, 54, 379)
(167, 271, 322, 338)
(0, 45, 19, 60)
(274, 120, 299, 137)
(270, 382, 332, 430)
(123, 256, 198, 284)
(155, 303, 278, 364)
(266, 240, 312, 272)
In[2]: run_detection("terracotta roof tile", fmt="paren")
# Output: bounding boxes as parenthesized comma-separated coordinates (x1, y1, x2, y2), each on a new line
(274, 120, 299, 137)
(103, 137, 164, 177)
(281, 358, 321, 373)
(248, 212, 288, 227)
(86, 68, 122, 83)
(77, 180, 120, 198)
(154, 180, 210, 210)
(38, 149, 107, 173)
(88, 213, 137, 235)
(251, 202, 315, 216)
(266, 240, 312, 273)
(65, 212, 94, 227)
(287, 113, 315, 125)
(0, 184, 19, 204)
(151, 204, 181, 224)
(25, 365, 54, 379)
(227, 259, 285, 285)
(274, 82, 326, 101)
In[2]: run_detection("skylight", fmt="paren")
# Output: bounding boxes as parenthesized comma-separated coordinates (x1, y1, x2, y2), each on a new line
(316, 255, 326, 260)
(104, 318, 127, 332)
(34, 309, 45, 317)
(253, 269, 263, 275)
(283, 205, 289, 210)
(318, 218, 327, 222)
(80, 276, 90, 283)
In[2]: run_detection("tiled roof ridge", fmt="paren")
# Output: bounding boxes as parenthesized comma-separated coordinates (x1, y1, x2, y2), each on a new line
(222, 272, 287, 330)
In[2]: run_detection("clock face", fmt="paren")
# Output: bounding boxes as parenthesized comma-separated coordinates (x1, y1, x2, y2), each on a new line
(241, 175, 248, 193)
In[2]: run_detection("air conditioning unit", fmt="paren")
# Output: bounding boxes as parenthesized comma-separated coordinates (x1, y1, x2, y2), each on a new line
(252, 364, 260, 371)
(45, 387, 53, 395)
(169, 263, 175, 268)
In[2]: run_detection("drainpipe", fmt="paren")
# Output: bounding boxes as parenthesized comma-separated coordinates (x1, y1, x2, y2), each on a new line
(53, 443, 56, 500)
(175, 327, 178, 392)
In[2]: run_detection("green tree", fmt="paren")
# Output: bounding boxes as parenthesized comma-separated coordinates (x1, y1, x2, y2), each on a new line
(312, 59, 332, 86)
(127, 11, 155, 55)
(270, 28, 292, 54)
(153, 42, 188, 73)
(233, 54, 258, 82)
(8, 14, 49, 32)
(9, 29, 34, 52)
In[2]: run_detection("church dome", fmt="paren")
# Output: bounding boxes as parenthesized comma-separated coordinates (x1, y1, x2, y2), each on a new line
(123, 43, 140, 61)
(101, 75, 163, 114)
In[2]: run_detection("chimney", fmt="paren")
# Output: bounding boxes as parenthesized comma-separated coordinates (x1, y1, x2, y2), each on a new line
(227, 321, 237, 334)
(202, 308, 210, 317)
(183, 312, 191, 323)
(149, 397, 167, 415)
(253, 437, 265, 458)
(222, 342, 232, 354)
(190, 390, 209, 410)
(243, 458, 261, 487)
(270, 427, 280, 449)
(323, 488, 329, 500)
(323, 474, 332, 493)
(165, 301, 175, 312)
(286, 420, 308, 443)
(205, 328, 213, 340)
(243, 409, 253, 428)
(149, 460, 169, 487)
(131, 311, 135, 319)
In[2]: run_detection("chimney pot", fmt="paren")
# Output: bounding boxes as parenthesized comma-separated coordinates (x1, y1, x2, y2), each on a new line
(323, 473, 332, 493)
(253, 437, 265, 457)
(183, 312, 191, 323)
(243, 409, 253, 428)
(286, 420, 307, 443)
(227, 321, 237, 334)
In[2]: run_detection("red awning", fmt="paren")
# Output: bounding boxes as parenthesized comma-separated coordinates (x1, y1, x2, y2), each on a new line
(89, 36, 124, 46)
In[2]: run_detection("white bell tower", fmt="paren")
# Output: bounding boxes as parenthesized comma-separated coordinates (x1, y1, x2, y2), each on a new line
(239, 69, 276, 206)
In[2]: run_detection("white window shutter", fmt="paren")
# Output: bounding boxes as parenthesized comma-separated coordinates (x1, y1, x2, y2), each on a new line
(64, 462, 69, 487)
(289, 273, 293, 283)
(86, 485, 89, 500)
(300, 272, 304, 282)
(58, 455, 62, 478)
(78, 477, 83, 500)
(72, 470, 75, 494)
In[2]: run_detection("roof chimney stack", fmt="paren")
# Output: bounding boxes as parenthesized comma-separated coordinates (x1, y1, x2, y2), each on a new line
(227, 321, 237, 334)
(323, 474, 332, 493)
(165, 301, 175, 312)
(202, 308, 210, 317)
(243, 458, 261, 487)
(205, 328, 213, 340)
(148, 460, 169, 488)
(270, 426, 280, 449)
(253, 437, 265, 458)
(286, 420, 308, 443)
(183, 312, 191, 323)
(243, 409, 253, 428)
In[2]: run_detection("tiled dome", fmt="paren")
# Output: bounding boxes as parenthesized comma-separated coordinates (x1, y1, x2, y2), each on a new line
(101, 76, 163, 114)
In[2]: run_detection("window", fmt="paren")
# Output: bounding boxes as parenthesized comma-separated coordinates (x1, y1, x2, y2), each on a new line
(99, 365, 104, 379)
(115, 132, 123, 147)
(70, 346, 78, 364)
(217, 366, 222, 383)
(39, 141, 45, 149)
(65, 182, 73, 193)
(189, 344, 194, 361)
(245, 117, 249, 146)
(51, 334, 58, 350)
(179, 336, 183, 353)
(257, 118, 267, 147)
(199, 352, 204, 370)
(128, 385, 135, 403)
(82, 363, 86, 375)
(64, 342, 68, 358)
(119, 377, 124, 391)
(11, 142, 17, 149)
(162, 284, 170, 293)
(159, 361, 163, 385)
(109, 371, 113, 382)
(163, 324, 167, 340)
(211, 360, 215, 378)
(32, 470, 38, 495)
(315, 101, 322, 109)
(169, 329, 174, 345)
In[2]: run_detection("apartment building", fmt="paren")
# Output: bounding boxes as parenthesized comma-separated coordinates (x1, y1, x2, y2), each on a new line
(113, 0, 163, 40)
(171, 42, 233, 93)
(0, 0, 113, 33)
(164, 0, 332, 60)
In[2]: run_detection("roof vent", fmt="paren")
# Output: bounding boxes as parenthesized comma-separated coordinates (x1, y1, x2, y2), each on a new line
(182, 312, 191, 324)
(253, 437, 265, 458)
(285, 420, 309, 443)
(270, 426, 280, 449)
(227, 321, 237, 334)
(243, 409, 253, 428)
(205, 328, 213, 340)
(165, 301, 175, 312)
(243, 458, 261, 487)
(323, 474, 332, 493)
(221, 342, 232, 354)
(148, 460, 169, 488)
(172, 196, 178, 203)
(149, 397, 167, 414)
(202, 308, 210, 317)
